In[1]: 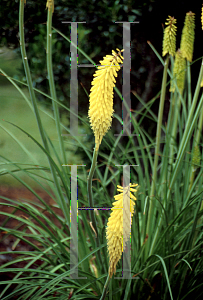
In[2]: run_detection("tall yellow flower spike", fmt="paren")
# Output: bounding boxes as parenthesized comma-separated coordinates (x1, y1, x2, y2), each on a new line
(201, 4, 203, 30)
(170, 49, 186, 94)
(88, 49, 124, 151)
(106, 183, 139, 278)
(162, 16, 177, 57)
(180, 11, 195, 62)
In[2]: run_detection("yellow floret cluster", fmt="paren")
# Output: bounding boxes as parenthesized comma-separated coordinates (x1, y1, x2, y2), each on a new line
(106, 183, 139, 278)
(180, 11, 195, 62)
(88, 49, 123, 151)
(162, 16, 177, 57)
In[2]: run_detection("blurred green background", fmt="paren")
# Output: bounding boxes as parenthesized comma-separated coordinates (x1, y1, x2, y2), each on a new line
(0, 48, 84, 186)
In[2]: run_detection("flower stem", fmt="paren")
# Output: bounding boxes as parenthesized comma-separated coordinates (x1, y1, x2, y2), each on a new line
(100, 274, 111, 300)
(19, 0, 69, 223)
(87, 146, 104, 274)
(145, 55, 169, 258)
(87, 146, 99, 237)
(46, 4, 67, 165)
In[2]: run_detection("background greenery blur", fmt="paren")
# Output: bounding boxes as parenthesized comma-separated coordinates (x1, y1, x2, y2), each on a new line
(1, 0, 203, 186)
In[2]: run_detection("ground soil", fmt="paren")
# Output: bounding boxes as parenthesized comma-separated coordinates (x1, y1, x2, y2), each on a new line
(0, 186, 65, 296)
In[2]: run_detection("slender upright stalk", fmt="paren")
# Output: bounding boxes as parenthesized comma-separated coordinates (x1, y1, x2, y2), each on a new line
(188, 111, 202, 193)
(100, 274, 110, 300)
(19, 0, 69, 223)
(145, 55, 169, 258)
(87, 146, 104, 275)
(87, 147, 99, 238)
(46, 2, 67, 165)
(168, 49, 186, 178)
(19, 0, 47, 150)
(168, 93, 182, 174)
(186, 61, 192, 109)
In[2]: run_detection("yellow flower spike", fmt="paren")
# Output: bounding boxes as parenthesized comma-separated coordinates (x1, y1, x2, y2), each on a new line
(88, 49, 124, 151)
(170, 49, 186, 94)
(106, 183, 139, 278)
(201, 5, 203, 30)
(180, 11, 195, 62)
(46, 0, 54, 13)
(162, 16, 177, 57)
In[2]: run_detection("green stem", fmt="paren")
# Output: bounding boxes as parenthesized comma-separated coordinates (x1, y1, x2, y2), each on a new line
(19, 0, 47, 150)
(46, 6, 71, 219)
(187, 60, 192, 110)
(46, 6, 67, 166)
(188, 110, 203, 193)
(100, 274, 111, 300)
(19, 0, 69, 223)
(87, 146, 104, 274)
(167, 92, 175, 180)
(169, 93, 182, 174)
(145, 55, 169, 259)
(87, 146, 99, 237)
